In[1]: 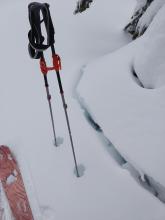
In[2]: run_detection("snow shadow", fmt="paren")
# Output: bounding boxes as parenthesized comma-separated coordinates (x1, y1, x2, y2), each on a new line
(131, 65, 157, 90)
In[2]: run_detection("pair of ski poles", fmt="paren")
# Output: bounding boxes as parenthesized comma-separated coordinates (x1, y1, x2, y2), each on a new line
(28, 2, 80, 177)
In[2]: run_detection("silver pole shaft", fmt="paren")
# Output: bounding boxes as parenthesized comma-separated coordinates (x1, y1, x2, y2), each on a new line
(44, 75, 58, 146)
(60, 93, 80, 177)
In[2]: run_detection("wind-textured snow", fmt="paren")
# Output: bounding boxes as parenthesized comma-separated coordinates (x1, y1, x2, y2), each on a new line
(0, 0, 165, 220)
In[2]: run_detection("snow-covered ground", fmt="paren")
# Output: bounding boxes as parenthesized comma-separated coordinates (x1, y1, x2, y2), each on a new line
(134, 3, 165, 88)
(0, 0, 165, 219)
(77, 0, 165, 205)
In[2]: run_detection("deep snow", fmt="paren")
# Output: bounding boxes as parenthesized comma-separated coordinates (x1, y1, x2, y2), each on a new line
(134, 3, 165, 88)
(0, 0, 165, 219)
(77, 0, 165, 205)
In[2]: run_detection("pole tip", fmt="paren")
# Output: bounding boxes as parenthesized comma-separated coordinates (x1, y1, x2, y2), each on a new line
(54, 137, 64, 147)
(74, 164, 85, 178)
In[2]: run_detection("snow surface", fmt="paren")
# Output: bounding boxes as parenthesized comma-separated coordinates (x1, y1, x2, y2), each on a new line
(77, 0, 165, 204)
(0, 0, 165, 219)
(136, 0, 165, 35)
(134, 3, 165, 88)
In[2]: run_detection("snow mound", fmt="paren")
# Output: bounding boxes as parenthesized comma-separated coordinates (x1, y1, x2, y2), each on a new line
(76, 37, 165, 201)
(134, 3, 165, 88)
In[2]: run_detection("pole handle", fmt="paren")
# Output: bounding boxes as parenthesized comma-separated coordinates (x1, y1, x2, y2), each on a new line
(40, 54, 62, 75)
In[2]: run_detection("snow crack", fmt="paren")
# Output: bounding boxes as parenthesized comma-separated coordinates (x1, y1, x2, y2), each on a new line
(74, 66, 165, 204)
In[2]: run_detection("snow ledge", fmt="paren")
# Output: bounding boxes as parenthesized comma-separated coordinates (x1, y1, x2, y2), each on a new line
(74, 65, 165, 204)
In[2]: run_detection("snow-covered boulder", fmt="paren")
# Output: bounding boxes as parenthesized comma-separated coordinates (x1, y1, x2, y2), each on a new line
(134, 4, 165, 88)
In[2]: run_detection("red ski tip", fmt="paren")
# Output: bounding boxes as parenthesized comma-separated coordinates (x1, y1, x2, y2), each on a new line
(0, 145, 34, 220)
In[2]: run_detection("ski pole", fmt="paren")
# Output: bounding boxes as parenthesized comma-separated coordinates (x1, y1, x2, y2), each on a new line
(28, 2, 58, 146)
(28, 2, 80, 177)
(51, 46, 80, 177)
(40, 56, 58, 146)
